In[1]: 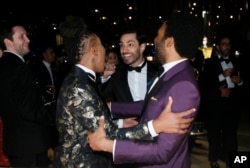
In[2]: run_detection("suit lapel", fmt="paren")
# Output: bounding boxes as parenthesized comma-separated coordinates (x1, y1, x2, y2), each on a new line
(120, 66, 134, 100)
(141, 60, 191, 116)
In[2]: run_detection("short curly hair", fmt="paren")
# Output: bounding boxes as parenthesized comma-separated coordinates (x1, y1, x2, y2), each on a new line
(59, 15, 95, 63)
(164, 11, 203, 59)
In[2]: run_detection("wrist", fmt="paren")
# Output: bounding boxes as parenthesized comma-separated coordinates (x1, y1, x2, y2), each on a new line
(152, 119, 161, 134)
(101, 139, 114, 153)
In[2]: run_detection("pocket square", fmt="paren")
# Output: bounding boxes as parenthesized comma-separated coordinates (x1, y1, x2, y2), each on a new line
(150, 96, 158, 101)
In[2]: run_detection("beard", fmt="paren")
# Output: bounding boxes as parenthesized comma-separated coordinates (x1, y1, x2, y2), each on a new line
(154, 42, 165, 64)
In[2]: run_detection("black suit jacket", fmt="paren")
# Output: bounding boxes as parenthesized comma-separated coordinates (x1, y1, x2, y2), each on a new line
(30, 60, 58, 104)
(100, 61, 159, 102)
(0, 52, 55, 156)
(201, 55, 241, 102)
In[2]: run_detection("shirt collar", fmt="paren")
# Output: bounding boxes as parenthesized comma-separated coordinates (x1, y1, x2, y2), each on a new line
(75, 64, 96, 81)
(161, 58, 187, 76)
(4, 50, 25, 62)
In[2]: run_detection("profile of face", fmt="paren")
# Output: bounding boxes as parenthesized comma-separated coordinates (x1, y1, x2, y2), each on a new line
(43, 47, 56, 63)
(6, 26, 30, 56)
(119, 33, 143, 67)
(94, 35, 106, 73)
(154, 22, 167, 64)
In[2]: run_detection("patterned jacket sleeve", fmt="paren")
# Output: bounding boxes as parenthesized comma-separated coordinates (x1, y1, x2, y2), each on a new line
(114, 122, 154, 140)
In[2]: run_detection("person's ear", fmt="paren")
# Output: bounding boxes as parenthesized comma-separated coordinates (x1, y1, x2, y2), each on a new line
(89, 47, 97, 63)
(140, 43, 146, 53)
(3, 38, 11, 48)
(165, 37, 174, 48)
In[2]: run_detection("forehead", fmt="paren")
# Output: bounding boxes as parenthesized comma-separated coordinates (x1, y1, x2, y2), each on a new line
(12, 26, 26, 34)
(120, 33, 137, 43)
(220, 37, 230, 43)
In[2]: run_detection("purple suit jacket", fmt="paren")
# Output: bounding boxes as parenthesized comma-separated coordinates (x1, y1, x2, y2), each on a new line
(111, 60, 200, 168)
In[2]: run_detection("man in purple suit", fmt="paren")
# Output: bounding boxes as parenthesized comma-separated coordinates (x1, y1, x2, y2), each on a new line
(88, 11, 203, 168)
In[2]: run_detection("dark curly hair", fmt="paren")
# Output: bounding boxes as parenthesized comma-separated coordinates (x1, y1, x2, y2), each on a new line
(59, 15, 94, 63)
(164, 11, 203, 59)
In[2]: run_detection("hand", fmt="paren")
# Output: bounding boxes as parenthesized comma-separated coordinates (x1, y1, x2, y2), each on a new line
(87, 116, 113, 152)
(231, 71, 241, 84)
(123, 117, 138, 128)
(153, 96, 195, 134)
(223, 68, 233, 77)
(219, 85, 231, 97)
(102, 63, 116, 78)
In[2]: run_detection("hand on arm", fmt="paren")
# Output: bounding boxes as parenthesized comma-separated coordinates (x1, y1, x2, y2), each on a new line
(87, 116, 113, 153)
(123, 117, 138, 128)
(152, 96, 195, 134)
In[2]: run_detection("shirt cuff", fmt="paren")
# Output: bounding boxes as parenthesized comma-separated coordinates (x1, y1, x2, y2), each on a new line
(218, 73, 225, 82)
(117, 119, 123, 128)
(148, 120, 158, 137)
(100, 75, 111, 83)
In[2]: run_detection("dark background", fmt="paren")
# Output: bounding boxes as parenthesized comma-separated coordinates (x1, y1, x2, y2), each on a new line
(1, 0, 249, 54)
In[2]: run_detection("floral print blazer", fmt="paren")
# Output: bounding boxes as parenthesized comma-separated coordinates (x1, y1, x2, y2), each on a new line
(53, 66, 153, 168)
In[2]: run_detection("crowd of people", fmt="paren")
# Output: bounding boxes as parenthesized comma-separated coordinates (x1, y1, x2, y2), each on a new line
(0, 11, 249, 168)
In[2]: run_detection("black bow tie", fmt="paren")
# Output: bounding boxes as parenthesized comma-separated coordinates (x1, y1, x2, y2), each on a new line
(128, 61, 146, 72)
(220, 57, 230, 64)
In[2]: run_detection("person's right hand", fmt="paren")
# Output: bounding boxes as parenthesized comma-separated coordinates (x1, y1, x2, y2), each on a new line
(102, 63, 116, 78)
(87, 116, 113, 153)
(219, 85, 231, 97)
(223, 68, 233, 77)
(153, 96, 195, 134)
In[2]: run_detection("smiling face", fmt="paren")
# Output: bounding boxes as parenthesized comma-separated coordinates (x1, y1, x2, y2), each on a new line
(4, 26, 30, 56)
(119, 33, 145, 67)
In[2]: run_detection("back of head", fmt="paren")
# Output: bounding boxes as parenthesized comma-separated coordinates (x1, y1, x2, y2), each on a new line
(166, 11, 203, 59)
(59, 15, 88, 63)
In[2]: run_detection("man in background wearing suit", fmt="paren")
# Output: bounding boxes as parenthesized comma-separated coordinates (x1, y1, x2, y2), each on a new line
(0, 21, 55, 166)
(29, 44, 59, 151)
(88, 11, 203, 168)
(100, 28, 159, 102)
(201, 34, 243, 168)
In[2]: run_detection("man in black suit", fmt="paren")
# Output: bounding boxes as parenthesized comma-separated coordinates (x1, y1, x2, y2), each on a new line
(29, 45, 59, 149)
(100, 28, 159, 102)
(0, 21, 55, 166)
(201, 34, 243, 168)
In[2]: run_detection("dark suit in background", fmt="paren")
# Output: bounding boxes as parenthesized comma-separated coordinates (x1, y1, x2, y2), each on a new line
(201, 51, 243, 167)
(32, 57, 59, 148)
(0, 52, 55, 166)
